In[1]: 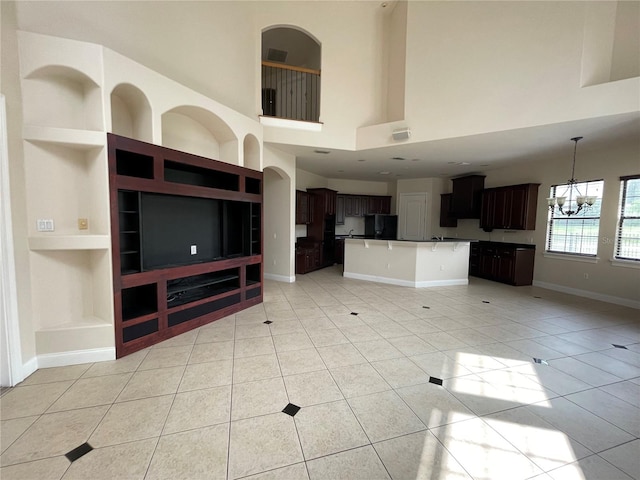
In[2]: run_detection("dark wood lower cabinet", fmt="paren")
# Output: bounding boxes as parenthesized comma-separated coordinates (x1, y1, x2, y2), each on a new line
(470, 241, 535, 286)
(296, 242, 322, 274)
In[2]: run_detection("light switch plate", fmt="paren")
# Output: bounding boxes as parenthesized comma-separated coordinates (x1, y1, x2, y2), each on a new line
(190, 245, 197, 255)
(36, 219, 55, 232)
(78, 218, 88, 230)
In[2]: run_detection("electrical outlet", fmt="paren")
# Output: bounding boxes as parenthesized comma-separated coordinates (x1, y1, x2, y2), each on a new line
(78, 218, 88, 230)
(36, 219, 54, 232)
(190, 245, 197, 255)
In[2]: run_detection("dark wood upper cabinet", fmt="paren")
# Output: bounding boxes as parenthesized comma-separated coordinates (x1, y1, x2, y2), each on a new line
(365, 195, 391, 215)
(308, 188, 337, 216)
(335, 194, 391, 218)
(296, 190, 311, 225)
(480, 183, 540, 230)
(336, 195, 346, 225)
(450, 175, 485, 218)
(439, 193, 458, 227)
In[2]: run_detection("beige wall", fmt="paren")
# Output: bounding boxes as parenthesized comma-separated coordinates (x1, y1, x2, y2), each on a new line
(403, 1, 638, 142)
(263, 146, 296, 280)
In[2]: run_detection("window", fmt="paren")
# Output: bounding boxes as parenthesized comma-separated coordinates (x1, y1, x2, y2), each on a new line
(615, 175, 640, 261)
(546, 180, 604, 256)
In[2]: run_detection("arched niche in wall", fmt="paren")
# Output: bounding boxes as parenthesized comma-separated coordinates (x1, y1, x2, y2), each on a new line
(110, 83, 152, 142)
(263, 166, 293, 278)
(243, 134, 261, 172)
(22, 65, 102, 131)
(161, 106, 237, 164)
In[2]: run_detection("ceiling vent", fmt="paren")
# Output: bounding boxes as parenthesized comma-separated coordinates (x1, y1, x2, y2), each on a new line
(267, 48, 288, 63)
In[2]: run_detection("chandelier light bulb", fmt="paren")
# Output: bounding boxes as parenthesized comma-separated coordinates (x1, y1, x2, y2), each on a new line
(556, 196, 566, 207)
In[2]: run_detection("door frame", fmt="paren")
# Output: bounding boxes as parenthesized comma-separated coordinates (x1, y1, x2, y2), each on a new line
(0, 94, 24, 387)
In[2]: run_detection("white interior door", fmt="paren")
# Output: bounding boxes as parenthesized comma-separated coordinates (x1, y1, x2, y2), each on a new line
(398, 193, 428, 240)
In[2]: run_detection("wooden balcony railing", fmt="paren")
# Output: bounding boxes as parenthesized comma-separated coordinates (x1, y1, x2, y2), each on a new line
(261, 61, 321, 123)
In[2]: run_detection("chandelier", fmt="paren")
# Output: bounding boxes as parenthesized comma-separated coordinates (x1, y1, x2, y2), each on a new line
(547, 136, 596, 216)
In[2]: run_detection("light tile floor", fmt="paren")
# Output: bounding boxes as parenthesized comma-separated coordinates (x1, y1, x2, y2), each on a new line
(1, 266, 639, 480)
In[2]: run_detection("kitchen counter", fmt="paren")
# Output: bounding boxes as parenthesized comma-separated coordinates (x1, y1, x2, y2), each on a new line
(343, 238, 473, 288)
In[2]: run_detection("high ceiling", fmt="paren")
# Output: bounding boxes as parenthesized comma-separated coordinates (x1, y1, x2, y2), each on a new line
(270, 111, 640, 182)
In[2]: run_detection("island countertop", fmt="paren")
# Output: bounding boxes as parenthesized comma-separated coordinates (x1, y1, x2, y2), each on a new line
(343, 238, 473, 287)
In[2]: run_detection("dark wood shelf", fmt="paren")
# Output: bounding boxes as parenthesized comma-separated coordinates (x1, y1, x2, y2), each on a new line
(108, 133, 263, 358)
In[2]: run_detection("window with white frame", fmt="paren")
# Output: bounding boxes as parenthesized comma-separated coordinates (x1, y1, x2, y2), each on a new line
(546, 179, 604, 256)
(615, 175, 640, 261)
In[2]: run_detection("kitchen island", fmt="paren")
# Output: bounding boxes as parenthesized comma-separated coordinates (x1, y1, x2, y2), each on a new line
(343, 238, 475, 287)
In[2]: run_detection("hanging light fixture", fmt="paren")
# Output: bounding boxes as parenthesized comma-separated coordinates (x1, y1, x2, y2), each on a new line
(547, 137, 597, 216)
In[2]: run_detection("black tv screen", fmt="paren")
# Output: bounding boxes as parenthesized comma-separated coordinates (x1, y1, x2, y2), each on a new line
(141, 193, 221, 270)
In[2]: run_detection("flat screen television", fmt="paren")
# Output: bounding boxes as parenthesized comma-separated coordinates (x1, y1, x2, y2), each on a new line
(141, 193, 222, 270)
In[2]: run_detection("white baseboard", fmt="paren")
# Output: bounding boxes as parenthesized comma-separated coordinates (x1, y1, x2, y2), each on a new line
(21, 356, 38, 381)
(416, 279, 469, 288)
(264, 273, 295, 283)
(533, 280, 640, 310)
(37, 347, 116, 369)
(344, 272, 468, 288)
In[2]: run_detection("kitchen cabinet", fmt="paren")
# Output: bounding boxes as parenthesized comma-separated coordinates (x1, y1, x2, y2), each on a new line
(295, 190, 311, 225)
(336, 194, 391, 219)
(451, 175, 485, 218)
(296, 242, 322, 274)
(306, 188, 337, 267)
(470, 241, 535, 286)
(366, 195, 392, 214)
(336, 195, 345, 225)
(335, 237, 345, 264)
(480, 183, 540, 231)
(439, 193, 458, 227)
(345, 195, 363, 216)
(308, 188, 336, 216)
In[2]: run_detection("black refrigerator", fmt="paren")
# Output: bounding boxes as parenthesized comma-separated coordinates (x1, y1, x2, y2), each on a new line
(364, 215, 398, 239)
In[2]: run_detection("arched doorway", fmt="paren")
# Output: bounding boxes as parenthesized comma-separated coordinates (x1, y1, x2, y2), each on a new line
(261, 26, 321, 122)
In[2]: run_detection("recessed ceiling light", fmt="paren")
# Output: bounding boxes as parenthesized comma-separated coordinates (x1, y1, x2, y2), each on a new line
(392, 157, 405, 161)
(378, 171, 391, 175)
(313, 150, 330, 154)
(458, 162, 471, 166)
(357, 159, 366, 162)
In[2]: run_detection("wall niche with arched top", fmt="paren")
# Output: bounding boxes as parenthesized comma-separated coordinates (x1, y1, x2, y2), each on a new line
(161, 106, 238, 164)
(110, 84, 152, 142)
(23, 65, 103, 131)
(243, 134, 261, 172)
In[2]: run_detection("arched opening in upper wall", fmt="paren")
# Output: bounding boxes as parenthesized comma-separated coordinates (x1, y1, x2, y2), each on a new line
(161, 106, 237, 164)
(261, 26, 321, 123)
(110, 83, 152, 142)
